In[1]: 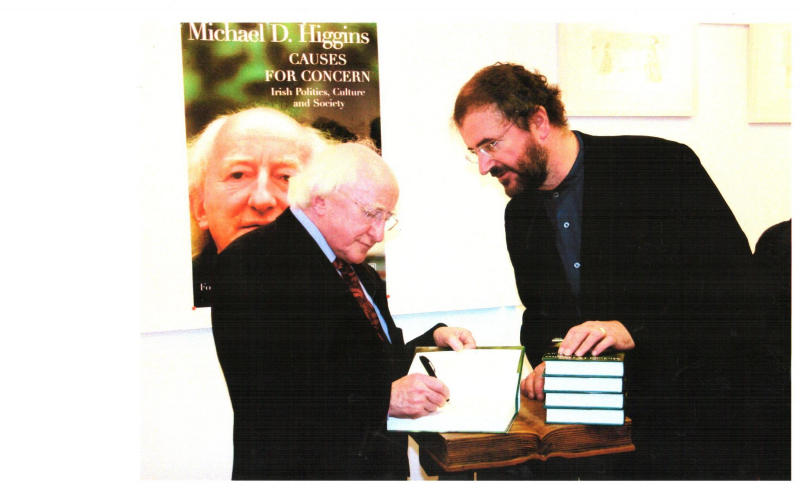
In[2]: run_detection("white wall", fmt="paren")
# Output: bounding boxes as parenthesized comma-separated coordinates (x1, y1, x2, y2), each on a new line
(141, 329, 234, 480)
(140, 18, 793, 481)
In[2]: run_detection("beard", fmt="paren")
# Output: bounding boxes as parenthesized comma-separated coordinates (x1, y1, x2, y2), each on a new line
(490, 138, 549, 197)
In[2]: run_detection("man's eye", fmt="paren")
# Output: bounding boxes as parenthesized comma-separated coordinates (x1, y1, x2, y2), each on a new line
(274, 169, 297, 186)
(228, 172, 245, 180)
(273, 174, 292, 188)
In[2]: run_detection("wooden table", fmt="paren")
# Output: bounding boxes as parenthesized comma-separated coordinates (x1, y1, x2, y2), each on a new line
(413, 396, 634, 475)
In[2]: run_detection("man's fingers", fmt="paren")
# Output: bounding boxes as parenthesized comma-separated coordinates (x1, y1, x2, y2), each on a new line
(591, 337, 614, 356)
(533, 364, 546, 401)
(418, 374, 449, 405)
(427, 392, 447, 409)
(561, 322, 619, 356)
(431, 380, 450, 403)
(574, 333, 603, 356)
(560, 328, 588, 355)
(521, 373, 536, 399)
(448, 336, 464, 351)
(433, 328, 478, 352)
(462, 332, 477, 349)
(447, 330, 477, 351)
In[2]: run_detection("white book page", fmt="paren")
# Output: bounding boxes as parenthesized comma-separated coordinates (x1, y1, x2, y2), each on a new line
(387, 348, 522, 433)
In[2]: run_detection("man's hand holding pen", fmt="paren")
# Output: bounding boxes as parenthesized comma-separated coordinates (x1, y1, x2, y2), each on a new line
(389, 374, 449, 419)
(387, 326, 475, 418)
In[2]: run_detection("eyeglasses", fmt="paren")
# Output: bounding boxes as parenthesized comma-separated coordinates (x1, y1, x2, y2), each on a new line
(465, 124, 513, 164)
(337, 190, 399, 231)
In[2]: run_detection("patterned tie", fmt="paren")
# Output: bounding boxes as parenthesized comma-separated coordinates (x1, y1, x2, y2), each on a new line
(332, 257, 387, 342)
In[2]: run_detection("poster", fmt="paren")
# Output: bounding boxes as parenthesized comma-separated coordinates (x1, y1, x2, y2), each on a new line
(181, 22, 382, 307)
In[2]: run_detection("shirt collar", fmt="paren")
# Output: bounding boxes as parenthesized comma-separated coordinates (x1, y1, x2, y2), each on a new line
(540, 131, 585, 195)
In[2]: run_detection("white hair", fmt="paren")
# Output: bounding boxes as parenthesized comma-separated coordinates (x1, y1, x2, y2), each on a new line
(288, 140, 397, 209)
(187, 116, 229, 257)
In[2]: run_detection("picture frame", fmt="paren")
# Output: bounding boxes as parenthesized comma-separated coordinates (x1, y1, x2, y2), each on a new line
(557, 23, 698, 117)
(747, 24, 791, 124)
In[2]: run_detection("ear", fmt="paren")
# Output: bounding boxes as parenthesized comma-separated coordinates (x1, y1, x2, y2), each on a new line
(190, 193, 209, 230)
(309, 195, 328, 217)
(528, 106, 551, 140)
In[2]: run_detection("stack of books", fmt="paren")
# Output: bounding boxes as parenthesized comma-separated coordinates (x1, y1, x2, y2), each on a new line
(542, 346, 625, 425)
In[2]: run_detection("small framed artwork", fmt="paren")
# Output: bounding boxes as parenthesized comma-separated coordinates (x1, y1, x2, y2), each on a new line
(558, 23, 697, 117)
(748, 24, 791, 124)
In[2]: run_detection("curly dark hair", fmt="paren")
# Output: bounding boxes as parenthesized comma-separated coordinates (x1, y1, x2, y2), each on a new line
(453, 63, 567, 130)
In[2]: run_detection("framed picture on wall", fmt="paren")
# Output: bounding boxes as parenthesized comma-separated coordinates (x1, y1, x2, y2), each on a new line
(747, 24, 791, 124)
(557, 23, 697, 116)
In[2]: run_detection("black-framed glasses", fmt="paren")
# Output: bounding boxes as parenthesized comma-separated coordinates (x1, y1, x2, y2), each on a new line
(337, 190, 399, 231)
(465, 124, 513, 164)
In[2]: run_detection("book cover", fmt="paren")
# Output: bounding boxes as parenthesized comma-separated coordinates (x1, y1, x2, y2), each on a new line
(180, 22, 382, 307)
(542, 350, 625, 377)
(387, 346, 525, 433)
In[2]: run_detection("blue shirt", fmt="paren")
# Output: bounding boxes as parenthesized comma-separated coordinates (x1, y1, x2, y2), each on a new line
(537, 132, 584, 299)
(290, 206, 392, 342)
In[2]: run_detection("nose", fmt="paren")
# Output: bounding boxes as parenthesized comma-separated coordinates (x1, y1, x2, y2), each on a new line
(367, 218, 386, 243)
(477, 152, 495, 176)
(248, 172, 278, 211)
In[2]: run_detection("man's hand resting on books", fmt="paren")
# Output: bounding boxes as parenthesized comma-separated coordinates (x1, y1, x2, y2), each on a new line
(433, 327, 477, 351)
(558, 320, 634, 357)
(388, 374, 450, 418)
(521, 320, 634, 401)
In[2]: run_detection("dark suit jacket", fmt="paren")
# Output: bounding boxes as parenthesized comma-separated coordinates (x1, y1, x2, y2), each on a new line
(506, 133, 772, 479)
(211, 210, 442, 480)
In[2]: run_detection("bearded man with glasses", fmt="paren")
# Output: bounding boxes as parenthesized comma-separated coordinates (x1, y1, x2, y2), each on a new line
(454, 63, 776, 479)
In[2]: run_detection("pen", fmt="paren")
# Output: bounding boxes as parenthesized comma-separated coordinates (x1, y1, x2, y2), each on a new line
(420, 356, 437, 377)
(420, 356, 449, 402)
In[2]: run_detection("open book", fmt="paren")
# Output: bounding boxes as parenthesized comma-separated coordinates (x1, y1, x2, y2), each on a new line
(413, 397, 634, 474)
(386, 346, 524, 433)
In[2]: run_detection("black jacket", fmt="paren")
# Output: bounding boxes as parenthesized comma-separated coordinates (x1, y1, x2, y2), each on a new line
(211, 210, 441, 480)
(506, 133, 770, 478)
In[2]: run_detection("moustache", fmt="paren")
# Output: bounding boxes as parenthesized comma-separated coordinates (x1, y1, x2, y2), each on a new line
(489, 166, 509, 178)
